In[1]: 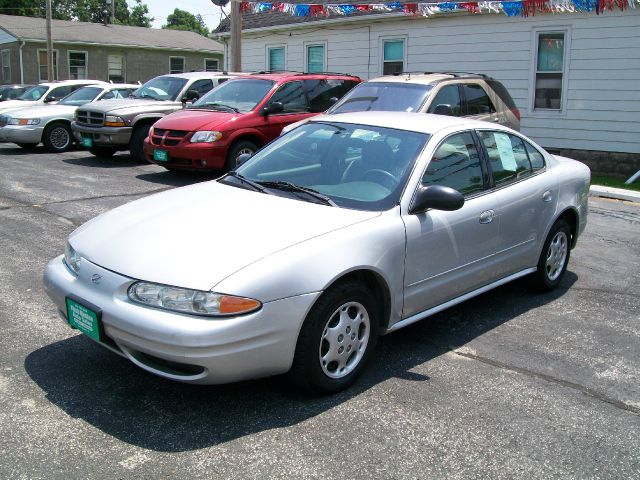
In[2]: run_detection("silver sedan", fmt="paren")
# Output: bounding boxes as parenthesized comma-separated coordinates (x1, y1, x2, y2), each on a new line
(43, 112, 590, 393)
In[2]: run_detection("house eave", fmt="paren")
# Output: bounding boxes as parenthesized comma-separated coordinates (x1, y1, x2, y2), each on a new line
(18, 38, 223, 54)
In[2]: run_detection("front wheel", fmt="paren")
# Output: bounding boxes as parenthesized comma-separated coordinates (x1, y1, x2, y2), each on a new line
(225, 140, 257, 172)
(289, 281, 379, 394)
(531, 219, 571, 291)
(43, 122, 73, 153)
(130, 125, 151, 163)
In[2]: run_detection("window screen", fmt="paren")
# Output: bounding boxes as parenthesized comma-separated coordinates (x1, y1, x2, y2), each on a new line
(306, 45, 325, 73)
(268, 47, 285, 71)
(383, 40, 404, 75)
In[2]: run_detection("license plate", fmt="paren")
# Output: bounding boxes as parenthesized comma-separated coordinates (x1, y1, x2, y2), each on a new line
(81, 137, 93, 148)
(153, 149, 169, 162)
(66, 297, 103, 342)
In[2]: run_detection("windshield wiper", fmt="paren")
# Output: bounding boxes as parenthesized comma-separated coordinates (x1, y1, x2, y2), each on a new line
(199, 102, 240, 113)
(257, 181, 336, 206)
(223, 172, 269, 193)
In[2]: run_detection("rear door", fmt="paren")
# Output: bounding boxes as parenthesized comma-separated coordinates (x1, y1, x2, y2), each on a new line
(460, 82, 504, 126)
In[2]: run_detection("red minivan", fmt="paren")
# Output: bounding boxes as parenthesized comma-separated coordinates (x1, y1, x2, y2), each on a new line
(144, 72, 361, 171)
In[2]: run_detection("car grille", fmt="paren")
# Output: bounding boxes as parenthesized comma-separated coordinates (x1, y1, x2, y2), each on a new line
(151, 128, 189, 147)
(0, 115, 8, 128)
(76, 110, 105, 126)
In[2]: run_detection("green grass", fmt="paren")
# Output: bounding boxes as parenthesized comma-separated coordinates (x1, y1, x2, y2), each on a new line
(591, 174, 640, 192)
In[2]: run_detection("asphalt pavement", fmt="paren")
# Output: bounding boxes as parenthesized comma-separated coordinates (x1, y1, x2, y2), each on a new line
(0, 144, 638, 479)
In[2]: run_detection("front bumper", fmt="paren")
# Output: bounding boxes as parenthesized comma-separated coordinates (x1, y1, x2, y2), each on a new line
(71, 122, 132, 148)
(43, 255, 318, 384)
(0, 125, 44, 143)
(143, 138, 229, 170)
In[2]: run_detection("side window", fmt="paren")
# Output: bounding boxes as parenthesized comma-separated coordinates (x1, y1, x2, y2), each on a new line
(479, 131, 532, 185)
(427, 85, 462, 116)
(304, 79, 357, 113)
(422, 131, 484, 196)
(267, 81, 308, 114)
(462, 84, 496, 115)
(525, 141, 546, 171)
(101, 90, 115, 100)
(190, 79, 214, 96)
(46, 85, 72, 101)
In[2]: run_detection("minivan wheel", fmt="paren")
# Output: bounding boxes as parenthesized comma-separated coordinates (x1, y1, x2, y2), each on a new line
(531, 219, 571, 291)
(43, 122, 73, 152)
(226, 140, 257, 171)
(289, 281, 379, 394)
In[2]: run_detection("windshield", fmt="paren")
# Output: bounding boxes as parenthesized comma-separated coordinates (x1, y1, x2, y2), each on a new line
(59, 86, 102, 106)
(18, 85, 49, 101)
(232, 121, 429, 211)
(132, 76, 188, 101)
(328, 82, 433, 114)
(191, 79, 275, 113)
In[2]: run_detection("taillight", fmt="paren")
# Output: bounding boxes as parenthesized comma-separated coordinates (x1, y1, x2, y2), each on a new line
(511, 107, 521, 121)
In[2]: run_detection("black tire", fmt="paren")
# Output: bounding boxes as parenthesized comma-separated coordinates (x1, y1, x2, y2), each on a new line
(16, 143, 38, 149)
(289, 281, 379, 394)
(42, 122, 73, 153)
(530, 219, 571, 291)
(225, 140, 257, 172)
(89, 147, 117, 158)
(130, 125, 152, 163)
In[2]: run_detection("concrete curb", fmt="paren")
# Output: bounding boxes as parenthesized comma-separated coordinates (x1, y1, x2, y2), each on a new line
(589, 185, 640, 203)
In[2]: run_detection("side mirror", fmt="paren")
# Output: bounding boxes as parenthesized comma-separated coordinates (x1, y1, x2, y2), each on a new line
(44, 96, 58, 104)
(260, 101, 284, 117)
(432, 104, 454, 116)
(236, 153, 252, 167)
(410, 185, 465, 214)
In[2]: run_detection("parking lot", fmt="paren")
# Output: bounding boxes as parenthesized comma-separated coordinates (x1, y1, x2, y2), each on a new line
(0, 143, 638, 479)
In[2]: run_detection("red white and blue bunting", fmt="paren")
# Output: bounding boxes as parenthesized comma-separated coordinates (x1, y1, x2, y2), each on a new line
(239, 0, 639, 17)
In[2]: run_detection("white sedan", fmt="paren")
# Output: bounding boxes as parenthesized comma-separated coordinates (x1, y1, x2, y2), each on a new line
(43, 112, 590, 393)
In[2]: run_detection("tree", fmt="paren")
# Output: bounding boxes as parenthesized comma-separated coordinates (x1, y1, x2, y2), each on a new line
(163, 8, 210, 37)
(128, 0, 153, 27)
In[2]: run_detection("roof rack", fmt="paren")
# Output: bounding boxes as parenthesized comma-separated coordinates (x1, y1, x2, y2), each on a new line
(249, 70, 357, 77)
(392, 71, 490, 79)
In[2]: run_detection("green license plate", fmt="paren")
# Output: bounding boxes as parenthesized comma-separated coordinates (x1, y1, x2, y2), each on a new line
(153, 149, 168, 162)
(81, 137, 93, 148)
(66, 297, 103, 342)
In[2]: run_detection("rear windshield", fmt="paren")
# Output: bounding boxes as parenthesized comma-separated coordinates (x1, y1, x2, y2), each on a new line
(486, 79, 517, 110)
(329, 82, 433, 114)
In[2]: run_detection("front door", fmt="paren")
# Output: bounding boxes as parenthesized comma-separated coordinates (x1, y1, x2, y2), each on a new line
(257, 80, 315, 140)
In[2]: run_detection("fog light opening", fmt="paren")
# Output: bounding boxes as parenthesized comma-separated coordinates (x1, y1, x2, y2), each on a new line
(199, 160, 207, 168)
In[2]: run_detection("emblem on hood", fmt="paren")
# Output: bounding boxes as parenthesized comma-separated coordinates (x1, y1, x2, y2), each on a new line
(91, 274, 102, 284)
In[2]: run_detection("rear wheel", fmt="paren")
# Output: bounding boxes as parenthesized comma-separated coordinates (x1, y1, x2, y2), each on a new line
(43, 122, 73, 153)
(89, 147, 117, 158)
(225, 140, 257, 172)
(531, 219, 571, 291)
(130, 125, 152, 163)
(289, 281, 379, 394)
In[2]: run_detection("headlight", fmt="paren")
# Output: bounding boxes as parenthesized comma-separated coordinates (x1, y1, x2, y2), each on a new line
(104, 115, 126, 127)
(190, 131, 222, 143)
(63, 242, 81, 275)
(8, 118, 40, 126)
(128, 281, 261, 317)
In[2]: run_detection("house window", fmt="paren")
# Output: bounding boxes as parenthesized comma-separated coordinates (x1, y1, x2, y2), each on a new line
(204, 59, 219, 72)
(68, 51, 88, 79)
(268, 46, 285, 71)
(1, 49, 9, 83)
(306, 44, 325, 73)
(382, 39, 404, 75)
(38, 49, 58, 81)
(534, 32, 566, 111)
(170, 57, 185, 74)
(108, 55, 124, 82)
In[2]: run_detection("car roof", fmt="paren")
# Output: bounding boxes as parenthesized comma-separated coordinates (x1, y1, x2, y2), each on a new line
(160, 72, 242, 80)
(367, 72, 490, 86)
(309, 111, 512, 136)
(37, 79, 107, 87)
(104, 83, 140, 89)
(242, 72, 361, 81)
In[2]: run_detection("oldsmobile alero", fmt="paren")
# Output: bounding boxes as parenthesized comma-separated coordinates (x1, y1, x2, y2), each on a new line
(43, 112, 590, 393)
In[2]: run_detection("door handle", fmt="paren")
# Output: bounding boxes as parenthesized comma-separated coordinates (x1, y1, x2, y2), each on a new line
(479, 210, 495, 224)
(542, 191, 553, 202)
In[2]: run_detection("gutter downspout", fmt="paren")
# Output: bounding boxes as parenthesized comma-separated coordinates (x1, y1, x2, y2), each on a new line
(19, 40, 25, 84)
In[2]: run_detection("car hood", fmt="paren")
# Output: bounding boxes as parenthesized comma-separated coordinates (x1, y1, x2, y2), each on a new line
(70, 180, 379, 292)
(154, 108, 240, 131)
(8, 104, 76, 119)
(0, 100, 37, 113)
(80, 98, 178, 113)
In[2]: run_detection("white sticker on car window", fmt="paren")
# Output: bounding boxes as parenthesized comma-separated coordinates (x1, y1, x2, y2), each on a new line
(494, 133, 517, 172)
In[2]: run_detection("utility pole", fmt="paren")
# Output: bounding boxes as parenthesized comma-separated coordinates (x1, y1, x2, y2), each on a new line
(111, 0, 115, 23)
(46, 0, 54, 81)
(230, 0, 242, 72)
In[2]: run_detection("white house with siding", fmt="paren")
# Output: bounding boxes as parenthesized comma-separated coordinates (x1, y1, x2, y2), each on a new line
(215, 8, 640, 174)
